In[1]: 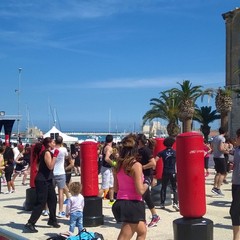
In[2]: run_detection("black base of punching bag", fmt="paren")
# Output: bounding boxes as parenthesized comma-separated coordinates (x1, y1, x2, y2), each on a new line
(151, 180, 172, 207)
(83, 196, 104, 227)
(24, 188, 37, 211)
(173, 217, 213, 240)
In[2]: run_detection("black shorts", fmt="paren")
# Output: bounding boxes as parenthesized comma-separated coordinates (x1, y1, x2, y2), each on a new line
(214, 157, 227, 174)
(66, 173, 71, 184)
(5, 165, 14, 182)
(112, 199, 145, 223)
(230, 184, 240, 226)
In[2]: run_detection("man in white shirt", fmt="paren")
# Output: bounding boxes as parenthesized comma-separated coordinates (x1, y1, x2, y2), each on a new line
(12, 143, 20, 161)
(53, 136, 69, 218)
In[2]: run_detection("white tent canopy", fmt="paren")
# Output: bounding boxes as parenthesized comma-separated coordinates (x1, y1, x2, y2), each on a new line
(43, 126, 78, 144)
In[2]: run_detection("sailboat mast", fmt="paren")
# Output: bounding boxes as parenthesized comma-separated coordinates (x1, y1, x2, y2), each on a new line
(108, 108, 111, 133)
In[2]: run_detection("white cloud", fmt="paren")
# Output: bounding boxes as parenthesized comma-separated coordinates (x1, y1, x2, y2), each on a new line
(44, 72, 225, 91)
(0, 0, 203, 21)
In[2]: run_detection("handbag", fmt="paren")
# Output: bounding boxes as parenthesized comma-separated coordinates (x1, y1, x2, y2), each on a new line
(67, 229, 104, 240)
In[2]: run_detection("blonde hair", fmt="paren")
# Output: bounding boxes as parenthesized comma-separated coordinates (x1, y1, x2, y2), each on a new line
(69, 182, 82, 196)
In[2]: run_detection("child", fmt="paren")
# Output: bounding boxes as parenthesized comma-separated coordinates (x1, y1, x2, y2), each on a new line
(66, 182, 84, 234)
(155, 137, 179, 211)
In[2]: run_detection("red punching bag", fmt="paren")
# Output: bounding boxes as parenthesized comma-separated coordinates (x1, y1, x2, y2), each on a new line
(30, 144, 42, 188)
(176, 132, 205, 218)
(5, 134, 10, 146)
(80, 142, 98, 197)
(153, 138, 165, 179)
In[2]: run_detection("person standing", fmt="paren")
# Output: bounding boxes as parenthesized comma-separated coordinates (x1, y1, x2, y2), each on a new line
(24, 137, 60, 233)
(3, 144, 15, 194)
(0, 146, 5, 194)
(204, 140, 212, 177)
(155, 137, 179, 211)
(112, 134, 149, 240)
(71, 142, 81, 176)
(53, 136, 69, 218)
(136, 134, 160, 227)
(99, 134, 115, 204)
(11, 145, 28, 186)
(230, 128, 240, 240)
(12, 143, 20, 163)
(66, 182, 84, 234)
(211, 127, 229, 196)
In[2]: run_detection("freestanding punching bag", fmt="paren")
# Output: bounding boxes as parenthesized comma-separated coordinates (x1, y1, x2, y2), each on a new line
(5, 134, 10, 146)
(80, 142, 103, 227)
(173, 132, 213, 240)
(25, 144, 38, 211)
(153, 138, 164, 180)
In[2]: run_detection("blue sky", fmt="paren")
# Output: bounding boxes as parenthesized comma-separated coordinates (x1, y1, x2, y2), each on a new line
(1, 1, 239, 133)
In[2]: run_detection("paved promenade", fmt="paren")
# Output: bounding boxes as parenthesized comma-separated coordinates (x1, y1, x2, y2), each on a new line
(0, 167, 234, 240)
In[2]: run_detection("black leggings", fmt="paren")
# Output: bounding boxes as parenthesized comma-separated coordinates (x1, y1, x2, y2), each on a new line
(143, 187, 155, 210)
(230, 184, 240, 226)
(28, 179, 57, 225)
(4, 165, 14, 182)
(160, 173, 178, 205)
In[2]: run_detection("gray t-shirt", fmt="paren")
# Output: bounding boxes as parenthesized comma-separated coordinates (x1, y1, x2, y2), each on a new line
(232, 147, 240, 185)
(212, 135, 225, 158)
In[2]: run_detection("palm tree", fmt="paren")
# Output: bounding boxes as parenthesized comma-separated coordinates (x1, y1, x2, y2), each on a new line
(203, 87, 233, 130)
(170, 80, 203, 132)
(143, 91, 180, 137)
(193, 106, 221, 142)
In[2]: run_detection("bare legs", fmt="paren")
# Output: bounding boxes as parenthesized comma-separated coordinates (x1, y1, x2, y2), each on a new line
(117, 221, 147, 240)
(233, 226, 240, 240)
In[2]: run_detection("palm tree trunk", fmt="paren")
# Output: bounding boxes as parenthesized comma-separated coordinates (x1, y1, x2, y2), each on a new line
(221, 113, 228, 131)
(183, 119, 192, 132)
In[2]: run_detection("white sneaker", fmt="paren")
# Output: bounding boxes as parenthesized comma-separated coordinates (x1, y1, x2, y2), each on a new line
(57, 212, 66, 218)
(42, 210, 49, 216)
(4, 191, 11, 194)
(173, 203, 179, 211)
(160, 204, 165, 209)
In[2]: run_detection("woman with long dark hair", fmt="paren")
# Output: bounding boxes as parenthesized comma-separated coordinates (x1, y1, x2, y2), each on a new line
(25, 137, 60, 233)
(112, 134, 149, 240)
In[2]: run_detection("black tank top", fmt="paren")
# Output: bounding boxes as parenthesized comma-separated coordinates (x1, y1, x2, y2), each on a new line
(35, 150, 54, 181)
(102, 145, 113, 168)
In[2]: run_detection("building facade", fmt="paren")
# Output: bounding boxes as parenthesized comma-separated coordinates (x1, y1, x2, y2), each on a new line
(222, 8, 240, 137)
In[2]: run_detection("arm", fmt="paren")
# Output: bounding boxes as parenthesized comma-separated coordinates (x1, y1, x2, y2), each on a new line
(113, 169, 119, 193)
(15, 153, 24, 164)
(132, 162, 149, 195)
(44, 150, 58, 170)
(142, 157, 156, 170)
(65, 157, 75, 171)
(219, 142, 229, 154)
(104, 146, 115, 166)
(0, 155, 4, 170)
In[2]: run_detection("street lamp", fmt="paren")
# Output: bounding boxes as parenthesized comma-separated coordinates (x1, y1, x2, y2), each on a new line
(17, 68, 22, 137)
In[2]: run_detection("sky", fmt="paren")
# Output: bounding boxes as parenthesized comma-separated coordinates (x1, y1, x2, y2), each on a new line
(0, 0, 239, 133)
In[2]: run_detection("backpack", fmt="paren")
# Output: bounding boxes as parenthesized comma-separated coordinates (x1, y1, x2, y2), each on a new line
(67, 229, 104, 240)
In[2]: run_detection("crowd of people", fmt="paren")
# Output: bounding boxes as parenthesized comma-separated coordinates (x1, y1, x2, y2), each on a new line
(1, 127, 240, 240)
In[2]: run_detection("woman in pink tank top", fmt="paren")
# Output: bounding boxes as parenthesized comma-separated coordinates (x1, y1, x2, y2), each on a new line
(112, 134, 150, 240)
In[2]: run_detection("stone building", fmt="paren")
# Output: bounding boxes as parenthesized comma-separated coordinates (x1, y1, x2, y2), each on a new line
(222, 7, 240, 137)
(142, 121, 167, 138)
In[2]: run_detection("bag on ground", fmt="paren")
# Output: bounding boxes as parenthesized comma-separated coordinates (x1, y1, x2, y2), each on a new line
(67, 228, 104, 240)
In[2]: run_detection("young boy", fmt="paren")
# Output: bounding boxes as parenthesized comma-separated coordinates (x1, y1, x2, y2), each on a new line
(155, 137, 179, 211)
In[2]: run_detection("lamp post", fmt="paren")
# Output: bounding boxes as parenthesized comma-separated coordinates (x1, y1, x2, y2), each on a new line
(17, 68, 22, 138)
